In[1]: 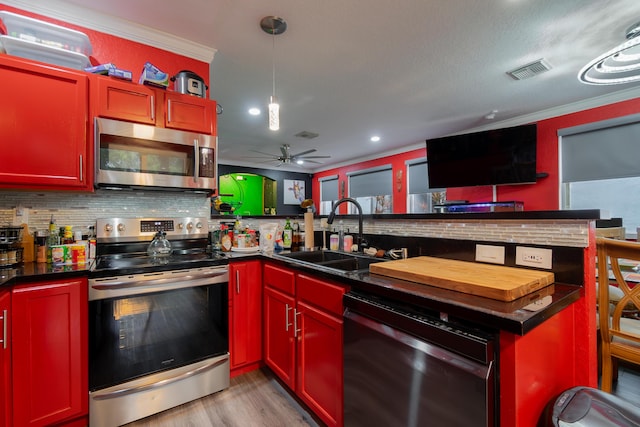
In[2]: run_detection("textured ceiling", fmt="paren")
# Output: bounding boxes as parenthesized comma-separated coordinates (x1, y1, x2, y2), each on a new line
(9, 0, 640, 171)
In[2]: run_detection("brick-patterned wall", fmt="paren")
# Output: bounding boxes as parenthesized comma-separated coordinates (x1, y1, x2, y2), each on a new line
(0, 191, 591, 248)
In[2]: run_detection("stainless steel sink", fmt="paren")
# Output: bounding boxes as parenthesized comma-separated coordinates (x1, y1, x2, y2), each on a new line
(274, 250, 386, 273)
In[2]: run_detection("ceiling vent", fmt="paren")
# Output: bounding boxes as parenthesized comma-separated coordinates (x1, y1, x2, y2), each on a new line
(507, 59, 552, 80)
(295, 130, 319, 139)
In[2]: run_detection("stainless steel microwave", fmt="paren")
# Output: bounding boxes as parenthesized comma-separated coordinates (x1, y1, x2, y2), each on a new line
(94, 118, 217, 193)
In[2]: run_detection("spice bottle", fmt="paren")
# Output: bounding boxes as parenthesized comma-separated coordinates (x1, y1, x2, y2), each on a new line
(291, 221, 300, 252)
(283, 218, 292, 249)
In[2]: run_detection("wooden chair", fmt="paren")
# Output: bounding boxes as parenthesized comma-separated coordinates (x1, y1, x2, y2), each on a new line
(596, 237, 640, 392)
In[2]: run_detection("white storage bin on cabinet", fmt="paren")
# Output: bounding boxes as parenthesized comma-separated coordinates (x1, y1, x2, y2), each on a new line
(0, 11, 92, 55)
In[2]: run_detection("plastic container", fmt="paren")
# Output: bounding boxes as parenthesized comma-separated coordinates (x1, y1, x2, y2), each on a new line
(0, 11, 92, 55)
(0, 35, 90, 69)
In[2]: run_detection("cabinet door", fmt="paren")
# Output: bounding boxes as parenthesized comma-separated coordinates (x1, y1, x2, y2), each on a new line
(263, 286, 296, 389)
(297, 300, 344, 427)
(95, 76, 157, 124)
(0, 56, 89, 191)
(164, 93, 215, 134)
(12, 278, 88, 427)
(229, 261, 262, 370)
(0, 290, 10, 427)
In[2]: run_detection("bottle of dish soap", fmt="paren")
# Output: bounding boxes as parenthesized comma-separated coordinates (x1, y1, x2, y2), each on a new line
(147, 231, 172, 257)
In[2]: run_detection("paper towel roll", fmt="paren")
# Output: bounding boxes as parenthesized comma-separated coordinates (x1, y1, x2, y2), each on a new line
(304, 209, 314, 249)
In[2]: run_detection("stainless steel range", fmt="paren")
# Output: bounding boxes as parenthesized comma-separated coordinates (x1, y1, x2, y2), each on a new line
(89, 217, 229, 427)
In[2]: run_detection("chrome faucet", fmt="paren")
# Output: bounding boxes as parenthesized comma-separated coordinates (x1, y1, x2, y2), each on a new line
(327, 197, 365, 251)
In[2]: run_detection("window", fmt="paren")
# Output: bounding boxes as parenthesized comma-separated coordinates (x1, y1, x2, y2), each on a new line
(406, 158, 446, 213)
(347, 166, 393, 214)
(319, 175, 339, 215)
(560, 113, 640, 237)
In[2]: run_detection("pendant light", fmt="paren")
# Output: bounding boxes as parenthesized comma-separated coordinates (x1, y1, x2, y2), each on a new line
(260, 16, 287, 131)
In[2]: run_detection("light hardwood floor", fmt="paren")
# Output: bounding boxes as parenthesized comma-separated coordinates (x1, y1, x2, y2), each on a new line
(124, 369, 320, 427)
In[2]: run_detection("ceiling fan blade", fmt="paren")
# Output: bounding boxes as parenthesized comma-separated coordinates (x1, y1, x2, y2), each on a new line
(249, 149, 280, 158)
(298, 155, 331, 159)
(290, 149, 317, 158)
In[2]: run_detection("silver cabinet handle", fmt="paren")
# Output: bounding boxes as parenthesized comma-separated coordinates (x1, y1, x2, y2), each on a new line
(150, 95, 155, 121)
(285, 304, 292, 331)
(235, 270, 240, 294)
(79, 155, 83, 182)
(0, 309, 6, 350)
(294, 309, 301, 338)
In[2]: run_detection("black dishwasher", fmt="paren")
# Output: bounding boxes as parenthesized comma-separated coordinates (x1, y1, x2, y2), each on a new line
(343, 291, 498, 427)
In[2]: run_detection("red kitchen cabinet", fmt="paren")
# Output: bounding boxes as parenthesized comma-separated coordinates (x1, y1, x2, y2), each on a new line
(0, 55, 90, 191)
(94, 77, 157, 125)
(164, 92, 215, 134)
(93, 76, 216, 135)
(0, 289, 10, 427)
(263, 264, 347, 427)
(229, 260, 263, 377)
(11, 278, 88, 427)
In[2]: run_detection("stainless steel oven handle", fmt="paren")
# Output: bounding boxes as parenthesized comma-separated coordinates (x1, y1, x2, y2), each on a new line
(91, 269, 228, 290)
(92, 354, 229, 400)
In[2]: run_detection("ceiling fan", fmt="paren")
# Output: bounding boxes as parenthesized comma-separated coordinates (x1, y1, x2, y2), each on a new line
(248, 144, 330, 166)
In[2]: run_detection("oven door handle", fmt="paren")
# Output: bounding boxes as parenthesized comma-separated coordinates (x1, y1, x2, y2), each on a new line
(90, 269, 228, 290)
(91, 354, 229, 400)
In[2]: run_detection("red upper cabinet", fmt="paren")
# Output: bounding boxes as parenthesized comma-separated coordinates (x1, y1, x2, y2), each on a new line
(11, 278, 88, 427)
(93, 75, 217, 135)
(94, 77, 157, 125)
(0, 55, 90, 191)
(164, 92, 215, 134)
(0, 289, 10, 427)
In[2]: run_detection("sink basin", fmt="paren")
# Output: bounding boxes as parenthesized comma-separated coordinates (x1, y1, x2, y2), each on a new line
(274, 250, 386, 272)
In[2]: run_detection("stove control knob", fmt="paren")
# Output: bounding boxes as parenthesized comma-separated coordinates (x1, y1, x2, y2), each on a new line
(186, 222, 194, 231)
(178, 223, 184, 230)
(117, 223, 125, 233)
(104, 223, 113, 233)
(195, 222, 203, 230)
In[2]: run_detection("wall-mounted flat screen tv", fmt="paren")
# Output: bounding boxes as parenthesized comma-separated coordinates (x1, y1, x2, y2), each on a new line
(426, 123, 537, 188)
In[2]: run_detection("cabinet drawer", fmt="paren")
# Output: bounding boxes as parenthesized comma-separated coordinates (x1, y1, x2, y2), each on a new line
(264, 264, 295, 296)
(297, 274, 347, 317)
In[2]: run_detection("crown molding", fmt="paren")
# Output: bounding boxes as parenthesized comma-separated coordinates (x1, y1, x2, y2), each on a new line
(2, 0, 216, 63)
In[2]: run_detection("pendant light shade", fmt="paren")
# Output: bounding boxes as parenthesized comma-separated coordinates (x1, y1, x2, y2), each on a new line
(261, 16, 287, 131)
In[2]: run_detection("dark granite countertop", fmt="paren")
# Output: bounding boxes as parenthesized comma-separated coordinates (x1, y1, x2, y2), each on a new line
(260, 251, 582, 336)
(1, 251, 583, 336)
(0, 261, 94, 287)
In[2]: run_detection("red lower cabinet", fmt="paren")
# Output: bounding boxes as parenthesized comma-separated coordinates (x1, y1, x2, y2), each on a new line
(11, 278, 88, 427)
(229, 260, 263, 376)
(0, 290, 10, 427)
(263, 264, 347, 427)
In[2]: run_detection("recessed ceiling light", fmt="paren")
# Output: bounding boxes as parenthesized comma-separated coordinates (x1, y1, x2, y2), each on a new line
(370, 136, 381, 142)
(296, 159, 304, 165)
(248, 108, 261, 116)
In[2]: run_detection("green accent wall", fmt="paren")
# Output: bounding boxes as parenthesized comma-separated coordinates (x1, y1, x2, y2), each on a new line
(219, 173, 265, 216)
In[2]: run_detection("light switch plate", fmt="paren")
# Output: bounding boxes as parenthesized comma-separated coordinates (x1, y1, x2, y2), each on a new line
(475, 244, 505, 264)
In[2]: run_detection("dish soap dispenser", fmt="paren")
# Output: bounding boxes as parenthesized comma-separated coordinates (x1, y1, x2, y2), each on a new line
(147, 231, 172, 257)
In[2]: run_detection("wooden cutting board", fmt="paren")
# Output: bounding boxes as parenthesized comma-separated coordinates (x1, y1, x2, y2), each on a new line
(369, 256, 555, 301)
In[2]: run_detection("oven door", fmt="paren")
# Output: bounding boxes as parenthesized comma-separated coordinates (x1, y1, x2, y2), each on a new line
(94, 117, 217, 192)
(89, 275, 228, 392)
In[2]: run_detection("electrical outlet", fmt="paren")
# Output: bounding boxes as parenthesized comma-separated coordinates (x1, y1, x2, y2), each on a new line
(516, 246, 552, 269)
(475, 244, 505, 264)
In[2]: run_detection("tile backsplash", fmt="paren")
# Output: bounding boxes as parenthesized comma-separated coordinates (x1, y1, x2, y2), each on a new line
(0, 190, 592, 248)
(0, 190, 211, 234)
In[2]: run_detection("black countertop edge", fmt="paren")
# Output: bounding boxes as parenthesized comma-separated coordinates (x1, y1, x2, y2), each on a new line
(260, 253, 583, 336)
(213, 209, 601, 221)
(0, 261, 94, 287)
